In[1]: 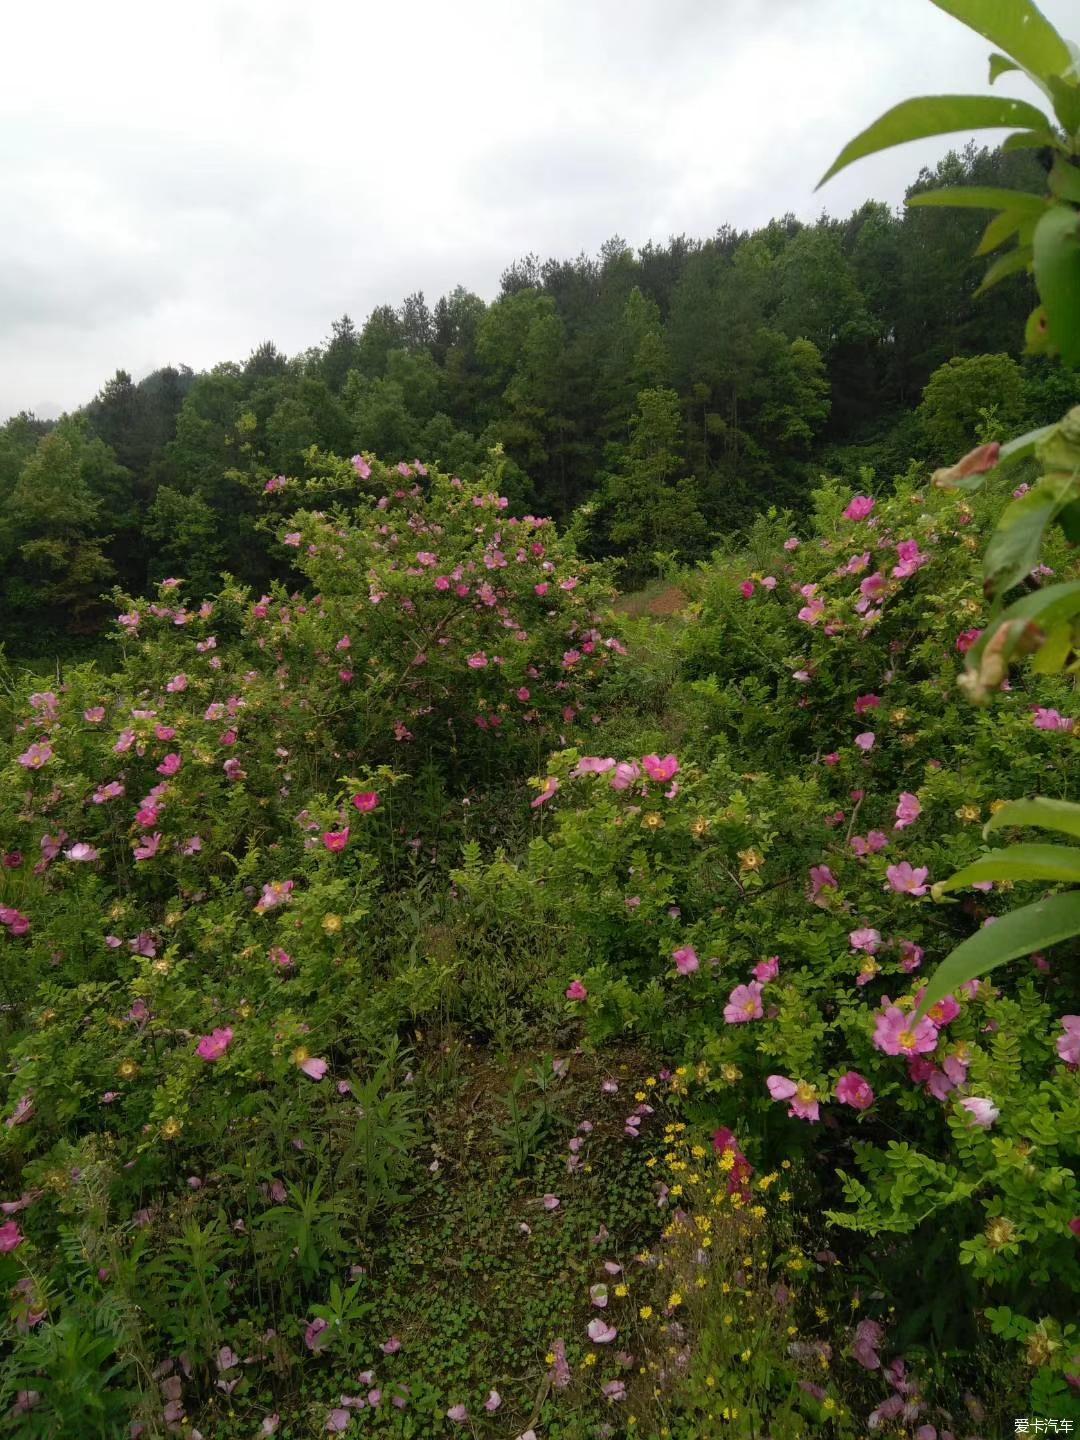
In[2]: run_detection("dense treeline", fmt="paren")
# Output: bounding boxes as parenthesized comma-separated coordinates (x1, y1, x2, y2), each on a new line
(2, 142, 1078, 651)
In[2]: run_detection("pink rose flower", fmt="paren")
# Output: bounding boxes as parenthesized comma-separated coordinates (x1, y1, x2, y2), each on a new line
(843, 495, 875, 521)
(959, 1096, 999, 1128)
(898, 940, 924, 972)
(17, 741, 52, 770)
(835, 1071, 874, 1110)
(886, 862, 929, 896)
(531, 776, 560, 808)
(255, 880, 294, 913)
(1056, 1015, 1080, 1067)
(133, 832, 163, 862)
(610, 761, 641, 791)
(892, 539, 929, 579)
(672, 946, 699, 976)
(808, 865, 838, 902)
(766, 1075, 819, 1122)
(894, 792, 921, 830)
(641, 754, 679, 783)
(305, 1317, 330, 1352)
(196, 1027, 234, 1063)
(873, 1005, 937, 1056)
(753, 955, 779, 983)
(0, 1221, 24, 1253)
(570, 756, 616, 778)
(723, 981, 763, 1024)
(1033, 707, 1074, 732)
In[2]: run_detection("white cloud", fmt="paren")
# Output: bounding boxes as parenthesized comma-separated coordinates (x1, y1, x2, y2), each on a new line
(1, 0, 1073, 419)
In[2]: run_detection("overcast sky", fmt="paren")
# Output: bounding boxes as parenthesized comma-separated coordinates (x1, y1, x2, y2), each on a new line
(1, 0, 1072, 422)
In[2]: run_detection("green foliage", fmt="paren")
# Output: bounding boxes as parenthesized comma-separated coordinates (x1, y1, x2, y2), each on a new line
(918, 352, 1025, 458)
(3, 130, 1060, 657)
(599, 386, 708, 582)
(2, 11, 1079, 1429)
(822, 0, 1080, 1030)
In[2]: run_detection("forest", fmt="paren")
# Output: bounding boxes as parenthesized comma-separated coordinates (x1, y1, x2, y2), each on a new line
(1, 1, 1079, 1436)
(4, 141, 1080, 660)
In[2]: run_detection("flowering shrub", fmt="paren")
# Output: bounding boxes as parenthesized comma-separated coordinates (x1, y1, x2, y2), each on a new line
(455, 464, 1079, 1409)
(0, 441, 1076, 1430)
(0, 455, 634, 1436)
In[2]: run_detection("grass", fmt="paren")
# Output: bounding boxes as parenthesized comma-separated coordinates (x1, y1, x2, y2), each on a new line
(200, 1041, 670, 1438)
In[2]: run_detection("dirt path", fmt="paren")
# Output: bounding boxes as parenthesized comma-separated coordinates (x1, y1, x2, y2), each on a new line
(612, 582, 687, 618)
